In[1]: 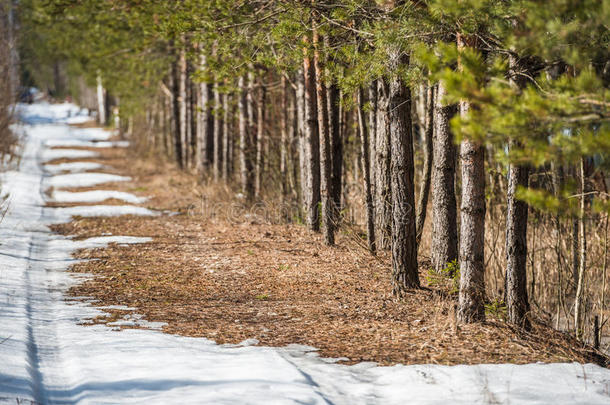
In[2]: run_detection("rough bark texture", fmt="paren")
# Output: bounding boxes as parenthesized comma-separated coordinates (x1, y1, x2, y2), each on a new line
(303, 39, 321, 231)
(296, 69, 308, 214)
(458, 102, 486, 323)
(222, 92, 231, 180)
(415, 84, 434, 246)
(280, 76, 289, 201)
(328, 83, 342, 215)
(388, 55, 419, 294)
(357, 87, 376, 254)
(505, 159, 530, 328)
(505, 54, 531, 329)
(431, 81, 458, 272)
(238, 75, 254, 201)
(375, 80, 392, 250)
(574, 158, 587, 339)
(255, 80, 265, 197)
(197, 55, 214, 170)
(213, 84, 223, 181)
(178, 48, 188, 169)
(171, 60, 182, 166)
(96, 73, 106, 125)
(368, 82, 378, 204)
(313, 30, 334, 245)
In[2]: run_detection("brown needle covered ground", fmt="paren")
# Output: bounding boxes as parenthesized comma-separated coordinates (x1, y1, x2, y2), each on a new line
(48, 140, 608, 367)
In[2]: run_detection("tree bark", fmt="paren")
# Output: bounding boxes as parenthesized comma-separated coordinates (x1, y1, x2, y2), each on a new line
(196, 54, 213, 171)
(375, 80, 392, 249)
(96, 72, 106, 125)
(505, 54, 531, 329)
(314, 29, 334, 245)
(457, 33, 486, 323)
(255, 78, 265, 197)
(280, 76, 289, 201)
(303, 37, 321, 231)
(357, 87, 376, 254)
(222, 91, 231, 180)
(296, 69, 308, 212)
(388, 55, 419, 294)
(457, 101, 486, 322)
(505, 158, 530, 328)
(415, 84, 434, 246)
(178, 47, 188, 169)
(368, 81, 378, 203)
(171, 59, 183, 166)
(431, 81, 458, 272)
(574, 157, 587, 339)
(239, 75, 254, 201)
(328, 83, 342, 216)
(213, 84, 223, 181)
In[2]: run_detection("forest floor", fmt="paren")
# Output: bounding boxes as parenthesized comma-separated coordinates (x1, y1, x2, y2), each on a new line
(50, 128, 607, 367)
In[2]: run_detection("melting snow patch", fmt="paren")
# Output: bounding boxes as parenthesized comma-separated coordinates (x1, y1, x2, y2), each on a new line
(45, 172, 131, 189)
(45, 139, 129, 148)
(50, 205, 158, 219)
(44, 161, 104, 174)
(42, 148, 99, 162)
(52, 190, 148, 204)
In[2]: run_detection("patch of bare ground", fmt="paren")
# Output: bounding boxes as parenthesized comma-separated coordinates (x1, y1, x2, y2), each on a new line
(52, 144, 608, 367)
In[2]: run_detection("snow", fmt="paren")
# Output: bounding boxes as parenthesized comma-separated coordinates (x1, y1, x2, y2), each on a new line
(45, 139, 129, 148)
(1, 102, 610, 404)
(44, 162, 104, 174)
(51, 190, 148, 204)
(50, 205, 159, 218)
(45, 172, 131, 189)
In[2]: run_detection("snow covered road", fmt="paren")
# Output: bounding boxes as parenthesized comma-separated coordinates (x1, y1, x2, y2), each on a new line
(1, 102, 609, 404)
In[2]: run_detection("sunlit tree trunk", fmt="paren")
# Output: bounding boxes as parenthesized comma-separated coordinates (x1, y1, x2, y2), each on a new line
(314, 28, 334, 245)
(239, 75, 254, 201)
(388, 52, 419, 294)
(357, 87, 376, 254)
(431, 81, 458, 272)
(303, 36, 321, 231)
(415, 84, 434, 246)
(457, 34, 486, 323)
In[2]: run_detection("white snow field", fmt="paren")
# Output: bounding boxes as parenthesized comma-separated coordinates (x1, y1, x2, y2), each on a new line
(1, 103, 609, 404)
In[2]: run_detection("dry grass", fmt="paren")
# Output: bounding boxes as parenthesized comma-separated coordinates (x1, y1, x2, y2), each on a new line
(49, 142, 609, 367)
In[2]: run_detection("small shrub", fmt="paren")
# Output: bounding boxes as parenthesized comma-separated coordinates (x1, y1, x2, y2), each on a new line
(425, 259, 460, 294)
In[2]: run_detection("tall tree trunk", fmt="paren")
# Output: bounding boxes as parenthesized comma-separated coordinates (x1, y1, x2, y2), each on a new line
(255, 79, 265, 197)
(197, 55, 214, 170)
(280, 76, 289, 201)
(388, 54, 419, 294)
(574, 157, 587, 339)
(313, 29, 334, 245)
(303, 37, 321, 231)
(96, 72, 106, 125)
(505, 54, 531, 329)
(368, 81, 378, 204)
(296, 69, 308, 213)
(375, 80, 392, 249)
(328, 83, 342, 216)
(357, 87, 376, 254)
(171, 60, 183, 166)
(222, 91, 231, 180)
(415, 84, 434, 246)
(178, 47, 188, 169)
(431, 81, 458, 272)
(239, 75, 254, 201)
(505, 158, 530, 328)
(457, 34, 486, 323)
(213, 84, 223, 181)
